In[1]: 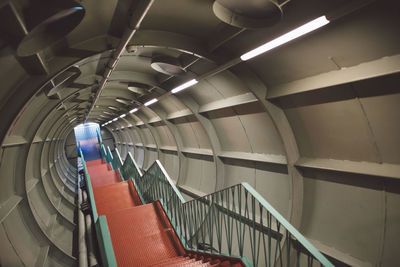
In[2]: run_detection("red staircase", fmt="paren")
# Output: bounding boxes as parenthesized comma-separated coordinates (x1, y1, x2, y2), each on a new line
(86, 159, 246, 267)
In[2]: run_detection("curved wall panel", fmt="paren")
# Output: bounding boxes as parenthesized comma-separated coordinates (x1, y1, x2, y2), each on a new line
(0, 1, 399, 266)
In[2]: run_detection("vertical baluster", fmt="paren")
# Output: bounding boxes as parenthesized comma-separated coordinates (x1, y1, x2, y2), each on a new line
(309, 254, 315, 267)
(286, 230, 291, 267)
(273, 219, 283, 267)
(226, 187, 233, 255)
(261, 205, 268, 267)
(250, 194, 256, 266)
(198, 200, 202, 249)
(233, 186, 241, 257)
(193, 199, 199, 250)
(215, 191, 222, 254)
(188, 201, 193, 248)
(178, 201, 184, 245)
(239, 187, 248, 258)
(209, 195, 214, 253)
(182, 204, 188, 245)
(221, 189, 228, 254)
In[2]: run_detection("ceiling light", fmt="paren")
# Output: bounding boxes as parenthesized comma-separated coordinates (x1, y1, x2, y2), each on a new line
(171, 79, 198, 94)
(119, 114, 126, 118)
(240, 16, 329, 61)
(130, 108, 138, 113)
(112, 118, 118, 121)
(70, 117, 77, 122)
(144, 98, 158, 106)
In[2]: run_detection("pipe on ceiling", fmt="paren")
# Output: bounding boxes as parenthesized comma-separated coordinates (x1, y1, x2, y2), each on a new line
(85, 0, 154, 122)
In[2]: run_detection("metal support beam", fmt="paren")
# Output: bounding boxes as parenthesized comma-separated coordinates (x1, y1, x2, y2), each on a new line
(295, 157, 400, 179)
(267, 54, 400, 99)
(86, 0, 154, 121)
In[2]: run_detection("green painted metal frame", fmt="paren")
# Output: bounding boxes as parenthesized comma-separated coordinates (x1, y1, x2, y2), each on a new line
(120, 152, 142, 182)
(95, 216, 118, 267)
(79, 146, 117, 267)
(94, 136, 334, 267)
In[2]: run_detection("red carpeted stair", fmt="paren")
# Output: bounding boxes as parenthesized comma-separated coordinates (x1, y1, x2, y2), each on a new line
(86, 158, 245, 267)
(86, 159, 122, 187)
(93, 180, 142, 216)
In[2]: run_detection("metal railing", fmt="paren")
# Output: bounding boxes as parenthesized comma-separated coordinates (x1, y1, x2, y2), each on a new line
(95, 134, 333, 267)
(78, 144, 117, 267)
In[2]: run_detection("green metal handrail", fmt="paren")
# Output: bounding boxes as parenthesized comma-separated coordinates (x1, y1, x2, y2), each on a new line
(78, 146, 117, 267)
(112, 149, 123, 170)
(119, 152, 142, 181)
(95, 138, 333, 267)
(95, 216, 118, 267)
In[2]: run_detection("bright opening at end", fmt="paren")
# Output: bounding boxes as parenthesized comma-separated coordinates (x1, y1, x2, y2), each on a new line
(74, 122, 101, 161)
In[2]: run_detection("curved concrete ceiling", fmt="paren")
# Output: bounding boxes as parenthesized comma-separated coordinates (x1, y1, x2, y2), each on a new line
(0, 0, 399, 266)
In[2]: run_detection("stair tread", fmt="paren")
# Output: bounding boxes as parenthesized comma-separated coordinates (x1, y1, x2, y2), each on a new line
(106, 202, 182, 266)
(93, 181, 142, 216)
(150, 256, 193, 266)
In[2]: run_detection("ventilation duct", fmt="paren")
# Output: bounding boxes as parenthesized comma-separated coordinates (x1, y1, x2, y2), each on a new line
(212, 0, 282, 28)
(116, 97, 133, 105)
(150, 55, 186, 76)
(127, 82, 149, 95)
(17, 1, 85, 56)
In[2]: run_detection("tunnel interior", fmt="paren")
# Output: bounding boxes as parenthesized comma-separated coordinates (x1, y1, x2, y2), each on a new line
(0, 0, 399, 266)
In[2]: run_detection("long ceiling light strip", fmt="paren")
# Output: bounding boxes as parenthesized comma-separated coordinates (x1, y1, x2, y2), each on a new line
(240, 16, 330, 61)
(105, 16, 329, 125)
(144, 98, 158, 106)
(171, 79, 198, 94)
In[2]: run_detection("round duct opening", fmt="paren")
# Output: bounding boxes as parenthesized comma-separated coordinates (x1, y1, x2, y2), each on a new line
(212, 0, 282, 29)
(17, 2, 85, 57)
(150, 55, 186, 76)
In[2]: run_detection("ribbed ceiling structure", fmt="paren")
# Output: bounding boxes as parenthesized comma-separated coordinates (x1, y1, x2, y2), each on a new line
(0, 0, 399, 266)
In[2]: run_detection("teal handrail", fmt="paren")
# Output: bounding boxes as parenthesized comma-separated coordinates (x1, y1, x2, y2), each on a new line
(78, 147, 117, 267)
(106, 147, 114, 168)
(119, 152, 142, 181)
(95, 138, 333, 267)
(112, 149, 123, 170)
(95, 216, 117, 267)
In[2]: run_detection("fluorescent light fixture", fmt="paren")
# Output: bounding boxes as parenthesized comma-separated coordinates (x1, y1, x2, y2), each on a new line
(112, 118, 118, 121)
(171, 79, 198, 94)
(240, 16, 329, 61)
(119, 114, 126, 118)
(144, 98, 158, 106)
(129, 108, 138, 113)
(70, 117, 77, 122)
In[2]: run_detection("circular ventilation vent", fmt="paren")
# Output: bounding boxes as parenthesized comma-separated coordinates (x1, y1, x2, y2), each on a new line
(213, 0, 282, 29)
(17, 2, 85, 57)
(151, 55, 185, 76)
